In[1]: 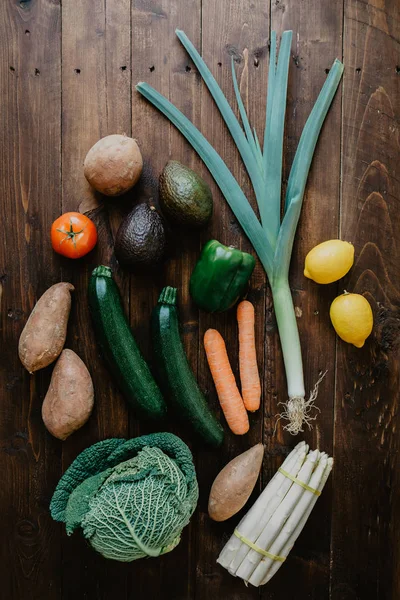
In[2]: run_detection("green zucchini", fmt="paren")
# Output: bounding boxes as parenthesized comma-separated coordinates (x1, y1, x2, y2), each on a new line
(88, 265, 167, 419)
(151, 286, 224, 447)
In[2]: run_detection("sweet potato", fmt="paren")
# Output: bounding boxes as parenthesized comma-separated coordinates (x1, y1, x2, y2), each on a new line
(18, 282, 74, 373)
(84, 134, 143, 196)
(42, 349, 94, 440)
(208, 443, 264, 522)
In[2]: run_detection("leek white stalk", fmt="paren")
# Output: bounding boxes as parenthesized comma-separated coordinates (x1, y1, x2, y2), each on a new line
(258, 456, 333, 586)
(272, 279, 304, 399)
(236, 449, 320, 581)
(224, 442, 308, 574)
(249, 454, 328, 586)
(136, 31, 344, 434)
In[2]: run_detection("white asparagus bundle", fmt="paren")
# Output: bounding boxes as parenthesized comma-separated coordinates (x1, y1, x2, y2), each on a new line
(236, 449, 320, 582)
(258, 456, 333, 586)
(218, 441, 307, 572)
(217, 443, 333, 587)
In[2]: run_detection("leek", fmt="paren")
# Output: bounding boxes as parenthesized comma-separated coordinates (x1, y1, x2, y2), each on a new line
(136, 30, 343, 434)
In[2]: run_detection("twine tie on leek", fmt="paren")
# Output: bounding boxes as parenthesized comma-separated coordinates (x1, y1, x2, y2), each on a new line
(136, 30, 344, 434)
(50, 433, 198, 561)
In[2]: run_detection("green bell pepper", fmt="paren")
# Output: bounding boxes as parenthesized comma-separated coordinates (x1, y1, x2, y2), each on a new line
(190, 240, 255, 312)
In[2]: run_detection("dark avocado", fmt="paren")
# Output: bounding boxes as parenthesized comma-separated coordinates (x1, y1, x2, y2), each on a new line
(115, 202, 167, 270)
(159, 160, 213, 228)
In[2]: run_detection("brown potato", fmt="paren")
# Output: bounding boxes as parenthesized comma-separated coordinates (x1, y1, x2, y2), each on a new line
(18, 282, 74, 373)
(208, 443, 264, 522)
(42, 349, 94, 440)
(84, 134, 143, 196)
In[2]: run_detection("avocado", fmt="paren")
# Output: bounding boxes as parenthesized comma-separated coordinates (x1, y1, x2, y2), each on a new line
(115, 202, 167, 270)
(159, 160, 213, 228)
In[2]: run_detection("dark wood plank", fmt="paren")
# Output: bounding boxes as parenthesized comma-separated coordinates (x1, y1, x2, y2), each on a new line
(262, 1, 343, 599)
(130, 1, 201, 598)
(331, 1, 400, 598)
(195, 2, 269, 599)
(60, 0, 132, 598)
(0, 1, 62, 598)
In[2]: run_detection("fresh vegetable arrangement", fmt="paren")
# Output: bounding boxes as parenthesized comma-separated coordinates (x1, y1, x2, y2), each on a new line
(218, 441, 333, 586)
(137, 29, 344, 434)
(50, 432, 198, 561)
(14, 21, 379, 585)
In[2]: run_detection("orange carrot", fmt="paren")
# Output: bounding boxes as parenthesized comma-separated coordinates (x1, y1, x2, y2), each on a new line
(204, 329, 249, 435)
(237, 300, 261, 411)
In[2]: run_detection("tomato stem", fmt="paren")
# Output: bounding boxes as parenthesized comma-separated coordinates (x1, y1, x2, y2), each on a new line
(56, 219, 86, 248)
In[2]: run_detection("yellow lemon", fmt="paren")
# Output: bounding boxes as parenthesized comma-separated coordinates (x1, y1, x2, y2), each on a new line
(330, 293, 373, 348)
(304, 240, 354, 284)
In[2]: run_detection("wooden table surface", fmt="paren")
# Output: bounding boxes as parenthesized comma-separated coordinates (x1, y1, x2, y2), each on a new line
(1, 0, 399, 598)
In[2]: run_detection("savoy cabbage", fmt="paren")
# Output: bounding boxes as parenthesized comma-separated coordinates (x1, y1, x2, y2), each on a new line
(50, 433, 198, 561)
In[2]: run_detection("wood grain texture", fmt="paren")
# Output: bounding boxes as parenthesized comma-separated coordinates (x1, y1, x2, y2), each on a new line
(129, 1, 201, 598)
(0, 1, 62, 598)
(195, 2, 269, 599)
(331, 1, 400, 599)
(60, 0, 131, 598)
(0, 0, 399, 598)
(263, 2, 344, 599)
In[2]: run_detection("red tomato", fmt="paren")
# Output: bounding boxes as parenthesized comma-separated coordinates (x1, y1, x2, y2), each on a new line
(51, 212, 98, 259)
